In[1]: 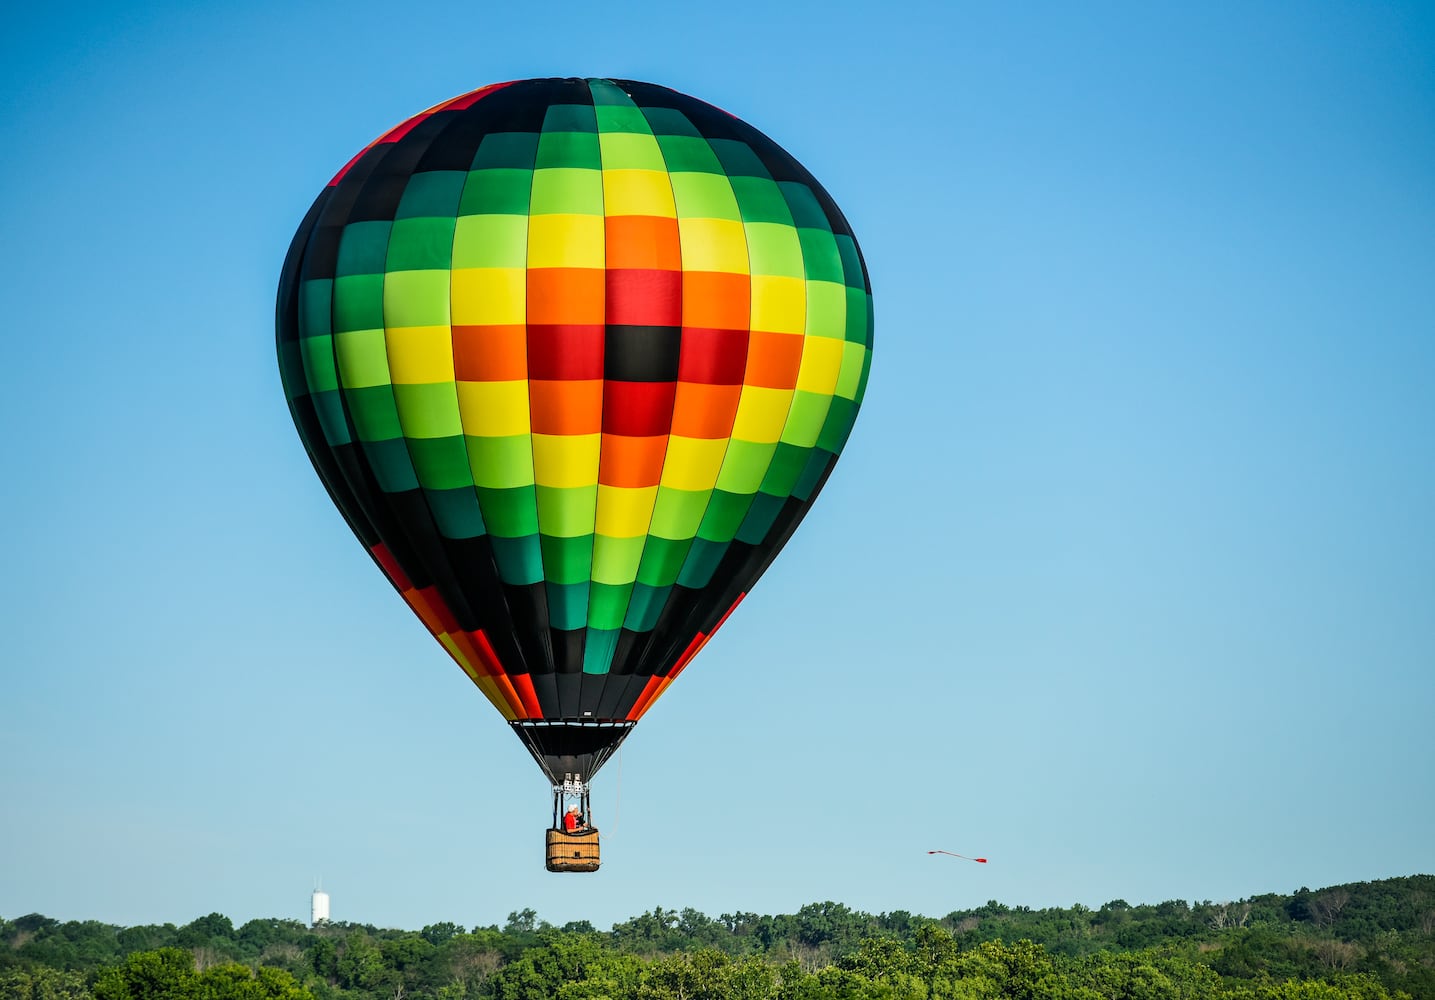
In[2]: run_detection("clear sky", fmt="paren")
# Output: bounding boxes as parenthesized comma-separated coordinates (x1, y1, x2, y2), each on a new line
(3, 0, 1432, 934)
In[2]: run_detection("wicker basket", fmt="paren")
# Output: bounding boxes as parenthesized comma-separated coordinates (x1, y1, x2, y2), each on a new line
(545, 828, 600, 873)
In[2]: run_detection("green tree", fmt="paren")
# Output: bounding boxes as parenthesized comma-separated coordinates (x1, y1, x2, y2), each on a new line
(92, 950, 198, 1000)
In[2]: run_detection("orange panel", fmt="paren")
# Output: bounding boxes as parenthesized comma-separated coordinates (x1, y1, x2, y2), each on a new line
(606, 216, 681, 270)
(626, 675, 665, 721)
(670, 382, 742, 439)
(599, 433, 668, 487)
(528, 267, 605, 324)
(530, 379, 604, 435)
(744, 330, 805, 389)
(682, 271, 750, 329)
(453, 324, 528, 381)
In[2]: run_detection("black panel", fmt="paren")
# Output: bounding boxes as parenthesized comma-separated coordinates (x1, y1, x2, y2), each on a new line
(595, 670, 640, 720)
(511, 721, 634, 784)
(505, 583, 556, 677)
(554, 672, 582, 721)
(531, 671, 560, 717)
(345, 112, 455, 223)
(603, 325, 681, 382)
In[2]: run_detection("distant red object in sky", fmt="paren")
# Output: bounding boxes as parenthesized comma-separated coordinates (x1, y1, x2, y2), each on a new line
(928, 850, 988, 863)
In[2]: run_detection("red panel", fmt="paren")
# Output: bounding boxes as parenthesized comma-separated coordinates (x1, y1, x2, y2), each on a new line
(678, 327, 750, 384)
(436, 80, 514, 112)
(511, 671, 544, 718)
(606, 269, 681, 326)
(370, 542, 412, 591)
(626, 675, 665, 721)
(527, 325, 604, 380)
(602, 380, 677, 437)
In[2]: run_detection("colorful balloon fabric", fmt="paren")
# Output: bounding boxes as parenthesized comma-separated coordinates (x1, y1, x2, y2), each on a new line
(277, 78, 872, 783)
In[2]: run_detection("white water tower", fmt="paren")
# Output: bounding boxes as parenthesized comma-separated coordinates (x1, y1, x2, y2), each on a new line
(311, 887, 330, 926)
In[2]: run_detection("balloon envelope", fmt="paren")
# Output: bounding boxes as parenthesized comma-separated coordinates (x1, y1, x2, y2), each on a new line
(276, 78, 873, 783)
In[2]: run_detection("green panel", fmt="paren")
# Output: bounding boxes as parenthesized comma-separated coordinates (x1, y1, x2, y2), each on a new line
(466, 434, 534, 488)
(669, 172, 740, 220)
(856, 345, 873, 399)
(299, 278, 333, 337)
(835, 342, 868, 400)
(542, 104, 598, 132)
(536, 485, 597, 537)
(471, 132, 539, 170)
(392, 382, 462, 439)
(362, 437, 419, 493)
(844, 287, 871, 343)
(407, 435, 472, 491)
(300, 336, 338, 393)
(311, 390, 351, 446)
(798, 229, 845, 283)
(452, 214, 528, 268)
(535, 131, 600, 170)
(582, 627, 620, 673)
(709, 138, 768, 178)
(477, 485, 539, 537)
(757, 441, 810, 498)
(458, 168, 533, 217)
(386, 217, 456, 272)
(806, 280, 848, 337)
(791, 449, 833, 502)
(396, 171, 466, 219)
(836, 234, 865, 286)
(778, 182, 831, 231)
(647, 486, 711, 540)
(816, 396, 858, 454)
(587, 582, 632, 631)
(594, 104, 652, 136)
(334, 328, 391, 388)
(346, 385, 403, 441)
(529, 168, 603, 215)
(656, 134, 722, 173)
(384, 270, 451, 328)
(332, 274, 385, 334)
(426, 486, 487, 539)
(591, 534, 644, 585)
(732, 177, 793, 225)
(590, 79, 640, 108)
(623, 582, 670, 631)
(336, 221, 392, 275)
(635, 536, 691, 587)
(714, 439, 778, 494)
(546, 581, 589, 630)
(490, 534, 542, 584)
(744, 222, 804, 278)
(541, 533, 592, 585)
(735, 491, 785, 545)
(677, 537, 728, 589)
(780, 390, 833, 448)
(597, 131, 665, 170)
(643, 107, 702, 138)
(697, 488, 754, 543)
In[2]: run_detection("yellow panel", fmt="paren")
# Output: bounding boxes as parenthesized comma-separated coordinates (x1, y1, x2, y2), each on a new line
(456, 380, 531, 436)
(602, 170, 677, 218)
(532, 433, 601, 488)
(594, 484, 658, 537)
(473, 674, 519, 720)
(385, 325, 454, 384)
(730, 386, 794, 445)
(750, 275, 807, 335)
(528, 214, 605, 269)
(794, 335, 845, 394)
(677, 218, 749, 274)
(451, 268, 525, 326)
(659, 435, 729, 491)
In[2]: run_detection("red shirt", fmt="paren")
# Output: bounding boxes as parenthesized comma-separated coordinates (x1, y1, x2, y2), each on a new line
(564, 811, 580, 832)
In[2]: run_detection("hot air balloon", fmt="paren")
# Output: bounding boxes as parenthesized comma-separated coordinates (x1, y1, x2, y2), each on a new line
(276, 78, 872, 871)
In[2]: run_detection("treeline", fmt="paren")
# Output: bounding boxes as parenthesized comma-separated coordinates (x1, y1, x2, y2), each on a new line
(3, 875, 1432, 1000)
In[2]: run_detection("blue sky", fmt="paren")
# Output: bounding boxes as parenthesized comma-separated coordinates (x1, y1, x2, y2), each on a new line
(2, 0, 1432, 933)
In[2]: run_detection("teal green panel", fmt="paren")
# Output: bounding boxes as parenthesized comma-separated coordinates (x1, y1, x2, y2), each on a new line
(407, 435, 472, 491)
(816, 396, 858, 454)
(677, 538, 728, 589)
(336, 221, 392, 276)
(643, 108, 702, 138)
(758, 442, 810, 498)
(362, 438, 419, 493)
(471, 132, 539, 170)
(736, 491, 785, 546)
(547, 581, 589, 630)
(299, 279, 333, 338)
(346, 385, 403, 441)
(709, 139, 768, 178)
(426, 486, 486, 539)
(587, 582, 632, 631)
(792, 449, 834, 502)
(529, 168, 603, 215)
(300, 336, 338, 393)
(623, 582, 670, 632)
(778, 182, 830, 231)
(589, 79, 639, 107)
(477, 485, 539, 537)
(386, 217, 456, 272)
(332, 274, 385, 334)
(536, 131, 600, 170)
(593, 106, 650, 135)
(844, 287, 871, 343)
(836, 234, 865, 287)
(396, 171, 466, 219)
(541, 533, 592, 585)
(635, 536, 691, 587)
(543, 104, 598, 132)
(731, 177, 793, 225)
(798, 229, 845, 283)
(311, 390, 351, 447)
(458, 168, 533, 216)
(697, 489, 754, 543)
(582, 628, 620, 674)
(656, 134, 722, 172)
(490, 534, 542, 585)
